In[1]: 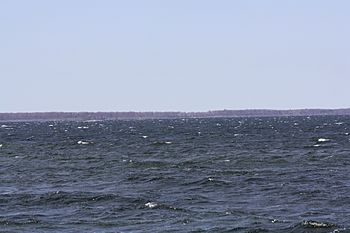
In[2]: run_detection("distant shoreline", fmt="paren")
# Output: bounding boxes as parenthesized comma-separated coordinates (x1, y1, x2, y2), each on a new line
(1, 109, 350, 122)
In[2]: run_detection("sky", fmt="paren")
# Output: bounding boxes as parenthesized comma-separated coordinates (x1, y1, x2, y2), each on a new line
(1, 0, 349, 112)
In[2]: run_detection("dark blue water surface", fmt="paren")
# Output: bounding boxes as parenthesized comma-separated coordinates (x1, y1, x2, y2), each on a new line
(1, 116, 350, 233)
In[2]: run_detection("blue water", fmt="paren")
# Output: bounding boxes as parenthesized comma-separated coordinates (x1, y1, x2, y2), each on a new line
(1, 116, 350, 232)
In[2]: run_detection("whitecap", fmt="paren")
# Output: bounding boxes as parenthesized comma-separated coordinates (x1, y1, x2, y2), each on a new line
(165, 141, 172, 144)
(1, 125, 9, 128)
(49, 124, 54, 127)
(145, 202, 158, 208)
(142, 135, 148, 139)
(318, 138, 330, 142)
(0, 144, 2, 148)
(335, 122, 344, 125)
(77, 140, 90, 145)
(302, 220, 335, 228)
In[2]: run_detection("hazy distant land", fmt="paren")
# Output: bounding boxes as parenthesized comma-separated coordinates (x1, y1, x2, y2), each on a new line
(1, 109, 350, 122)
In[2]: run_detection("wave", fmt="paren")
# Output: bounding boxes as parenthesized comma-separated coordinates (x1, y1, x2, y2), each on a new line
(283, 220, 346, 233)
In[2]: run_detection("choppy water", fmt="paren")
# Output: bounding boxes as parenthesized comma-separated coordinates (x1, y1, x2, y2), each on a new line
(1, 116, 350, 232)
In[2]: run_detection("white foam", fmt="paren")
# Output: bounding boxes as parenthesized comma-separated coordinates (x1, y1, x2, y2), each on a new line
(335, 122, 344, 125)
(0, 144, 2, 148)
(1, 125, 8, 128)
(302, 220, 329, 227)
(165, 141, 172, 144)
(142, 135, 148, 139)
(77, 140, 90, 145)
(145, 202, 157, 208)
(318, 138, 330, 142)
(49, 124, 54, 127)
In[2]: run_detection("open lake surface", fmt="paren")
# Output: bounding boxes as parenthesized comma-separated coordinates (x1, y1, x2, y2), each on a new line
(1, 116, 350, 233)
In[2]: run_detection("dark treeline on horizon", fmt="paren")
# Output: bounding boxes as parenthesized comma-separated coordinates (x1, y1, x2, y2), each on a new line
(1, 109, 350, 122)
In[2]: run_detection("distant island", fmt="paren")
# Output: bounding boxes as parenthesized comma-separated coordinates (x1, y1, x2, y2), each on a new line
(1, 109, 350, 122)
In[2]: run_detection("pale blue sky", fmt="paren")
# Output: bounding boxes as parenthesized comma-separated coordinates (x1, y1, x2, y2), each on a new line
(1, 0, 349, 112)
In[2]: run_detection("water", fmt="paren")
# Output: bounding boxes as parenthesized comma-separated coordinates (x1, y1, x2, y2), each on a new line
(1, 116, 350, 232)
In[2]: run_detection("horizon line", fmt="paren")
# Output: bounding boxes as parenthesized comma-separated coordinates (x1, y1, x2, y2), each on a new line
(1, 107, 350, 114)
